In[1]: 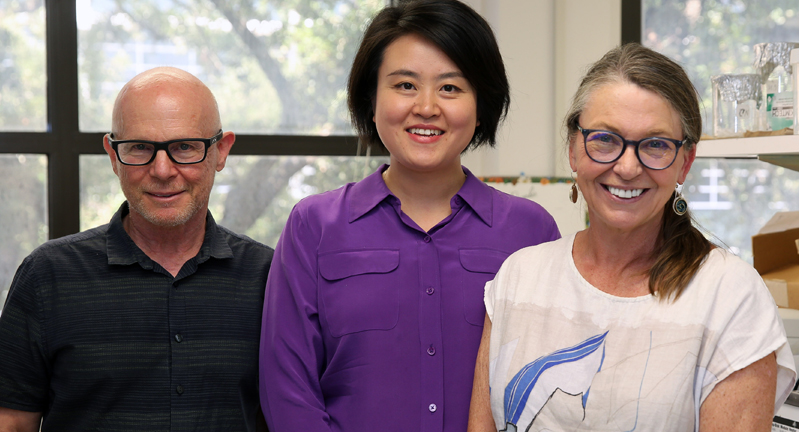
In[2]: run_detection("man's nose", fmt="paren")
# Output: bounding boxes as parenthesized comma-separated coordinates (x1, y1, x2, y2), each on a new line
(149, 149, 178, 178)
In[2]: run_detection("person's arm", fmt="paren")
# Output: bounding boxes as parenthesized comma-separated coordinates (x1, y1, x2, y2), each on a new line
(0, 257, 49, 430)
(468, 314, 496, 432)
(699, 352, 777, 432)
(0, 407, 41, 432)
(258, 206, 332, 432)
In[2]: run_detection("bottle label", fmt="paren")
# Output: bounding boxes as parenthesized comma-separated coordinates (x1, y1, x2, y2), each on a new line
(767, 91, 794, 130)
(769, 92, 794, 119)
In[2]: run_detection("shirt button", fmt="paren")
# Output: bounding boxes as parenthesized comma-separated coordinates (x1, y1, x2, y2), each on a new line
(428, 403, 437, 412)
(423, 236, 431, 243)
(176, 385, 184, 395)
(175, 334, 183, 343)
(454, 197, 461, 205)
(426, 287, 435, 295)
(427, 345, 436, 356)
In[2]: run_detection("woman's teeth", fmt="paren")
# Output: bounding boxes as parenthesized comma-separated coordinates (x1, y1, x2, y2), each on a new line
(608, 187, 643, 199)
(408, 128, 443, 136)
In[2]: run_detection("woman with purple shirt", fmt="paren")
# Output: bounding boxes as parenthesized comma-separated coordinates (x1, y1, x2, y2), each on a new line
(258, 1, 560, 431)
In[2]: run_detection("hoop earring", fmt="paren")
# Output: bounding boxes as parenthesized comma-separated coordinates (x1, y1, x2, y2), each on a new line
(673, 186, 687, 216)
(568, 173, 578, 204)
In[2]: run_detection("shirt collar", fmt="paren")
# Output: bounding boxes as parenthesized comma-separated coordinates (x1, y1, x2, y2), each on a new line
(348, 164, 394, 223)
(347, 164, 493, 227)
(106, 201, 233, 267)
(456, 166, 494, 227)
(196, 210, 234, 262)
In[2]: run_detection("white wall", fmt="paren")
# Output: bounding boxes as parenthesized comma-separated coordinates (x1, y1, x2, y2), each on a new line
(460, 0, 621, 178)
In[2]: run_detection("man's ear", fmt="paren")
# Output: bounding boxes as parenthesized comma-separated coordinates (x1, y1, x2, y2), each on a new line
(214, 131, 235, 172)
(103, 134, 120, 176)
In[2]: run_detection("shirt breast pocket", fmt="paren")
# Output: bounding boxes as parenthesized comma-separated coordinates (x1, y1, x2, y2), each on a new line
(459, 248, 509, 326)
(318, 249, 401, 337)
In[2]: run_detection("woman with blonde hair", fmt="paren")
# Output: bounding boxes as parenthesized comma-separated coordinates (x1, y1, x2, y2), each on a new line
(468, 43, 795, 432)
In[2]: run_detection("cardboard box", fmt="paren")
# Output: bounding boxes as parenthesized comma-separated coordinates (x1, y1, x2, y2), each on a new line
(753, 211, 799, 309)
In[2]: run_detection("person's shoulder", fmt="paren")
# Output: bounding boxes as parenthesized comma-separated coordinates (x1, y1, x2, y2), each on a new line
(28, 223, 109, 259)
(482, 185, 560, 241)
(291, 178, 384, 227)
(517, 234, 569, 254)
(687, 247, 768, 302)
(504, 235, 570, 267)
(700, 248, 760, 280)
(11, 224, 110, 280)
(216, 225, 269, 247)
(294, 183, 352, 210)
(216, 225, 275, 258)
(487, 184, 555, 220)
(489, 236, 572, 300)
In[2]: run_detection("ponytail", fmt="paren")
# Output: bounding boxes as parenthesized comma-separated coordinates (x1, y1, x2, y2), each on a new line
(648, 198, 712, 301)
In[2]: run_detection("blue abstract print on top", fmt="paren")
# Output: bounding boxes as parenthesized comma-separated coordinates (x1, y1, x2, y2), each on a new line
(503, 332, 607, 431)
(485, 235, 795, 431)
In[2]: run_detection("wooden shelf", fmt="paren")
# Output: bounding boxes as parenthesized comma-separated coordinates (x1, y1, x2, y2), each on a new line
(696, 134, 799, 171)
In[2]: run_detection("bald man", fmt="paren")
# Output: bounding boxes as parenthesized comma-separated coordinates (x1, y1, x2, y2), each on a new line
(0, 68, 273, 431)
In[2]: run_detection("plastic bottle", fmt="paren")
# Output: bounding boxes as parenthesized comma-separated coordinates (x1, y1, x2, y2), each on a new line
(753, 42, 799, 131)
(766, 65, 793, 131)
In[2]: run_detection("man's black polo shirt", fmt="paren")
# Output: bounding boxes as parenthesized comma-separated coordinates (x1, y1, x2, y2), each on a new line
(0, 202, 273, 431)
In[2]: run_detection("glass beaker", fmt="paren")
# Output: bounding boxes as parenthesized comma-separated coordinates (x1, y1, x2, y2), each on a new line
(711, 74, 761, 137)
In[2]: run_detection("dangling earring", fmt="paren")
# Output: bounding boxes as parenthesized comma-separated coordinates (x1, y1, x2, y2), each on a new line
(568, 173, 579, 204)
(673, 184, 687, 216)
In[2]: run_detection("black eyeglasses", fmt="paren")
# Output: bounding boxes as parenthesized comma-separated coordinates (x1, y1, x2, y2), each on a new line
(577, 125, 685, 170)
(108, 130, 223, 166)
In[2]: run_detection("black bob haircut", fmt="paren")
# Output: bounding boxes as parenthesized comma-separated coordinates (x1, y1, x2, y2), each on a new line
(347, 0, 510, 151)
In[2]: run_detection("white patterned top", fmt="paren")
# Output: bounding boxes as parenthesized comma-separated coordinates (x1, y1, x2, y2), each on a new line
(485, 234, 796, 432)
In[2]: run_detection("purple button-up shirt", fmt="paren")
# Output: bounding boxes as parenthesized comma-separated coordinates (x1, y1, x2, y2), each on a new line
(259, 165, 560, 432)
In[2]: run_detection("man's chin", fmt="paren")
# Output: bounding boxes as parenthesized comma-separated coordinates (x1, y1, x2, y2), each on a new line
(130, 202, 198, 228)
(144, 214, 190, 228)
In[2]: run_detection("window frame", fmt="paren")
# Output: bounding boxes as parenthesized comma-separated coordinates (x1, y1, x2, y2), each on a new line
(1, 0, 638, 240)
(0, 0, 363, 240)
(621, 0, 642, 45)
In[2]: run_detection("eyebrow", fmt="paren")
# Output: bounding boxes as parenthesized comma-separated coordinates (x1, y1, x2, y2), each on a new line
(593, 125, 675, 139)
(386, 69, 465, 80)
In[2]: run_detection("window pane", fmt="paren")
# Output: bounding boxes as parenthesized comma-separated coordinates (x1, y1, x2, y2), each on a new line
(0, 154, 48, 314)
(685, 158, 799, 264)
(643, 1, 799, 263)
(642, 1, 799, 135)
(0, 1, 47, 132)
(77, 0, 385, 135)
(80, 155, 389, 247)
